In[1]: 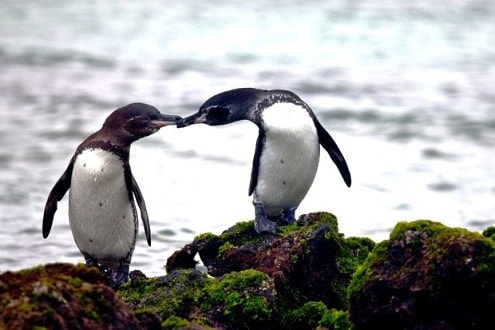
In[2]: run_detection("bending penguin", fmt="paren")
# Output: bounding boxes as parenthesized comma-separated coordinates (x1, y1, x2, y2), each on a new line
(42, 103, 181, 288)
(178, 88, 351, 234)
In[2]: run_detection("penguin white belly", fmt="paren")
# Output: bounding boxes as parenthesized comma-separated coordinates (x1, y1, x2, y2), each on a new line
(69, 148, 136, 264)
(256, 103, 320, 216)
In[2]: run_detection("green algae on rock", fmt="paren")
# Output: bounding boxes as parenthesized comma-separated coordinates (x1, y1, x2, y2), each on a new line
(202, 269, 276, 329)
(118, 268, 276, 329)
(4, 214, 493, 329)
(281, 301, 328, 329)
(281, 301, 353, 330)
(0, 263, 139, 330)
(118, 268, 209, 327)
(482, 226, 495, 241)
(348, 220, 495, 329)
(165, 212, 375, 328)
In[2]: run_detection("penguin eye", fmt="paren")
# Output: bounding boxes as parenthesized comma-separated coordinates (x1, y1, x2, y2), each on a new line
(131, 116, 149, 126)
(124, 116, 151, 134)
(206, 106, 230, 125)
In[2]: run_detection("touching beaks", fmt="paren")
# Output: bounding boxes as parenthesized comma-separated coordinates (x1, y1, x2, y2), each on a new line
(151, 114, 183, 128)
(176, 111, 207, 128)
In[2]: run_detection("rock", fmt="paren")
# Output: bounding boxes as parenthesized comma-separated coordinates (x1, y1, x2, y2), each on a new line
(1, 212, 368, 329)
(348, 220, 495, 329)
(482, 226, 495, 241)
(0, 263, 139, 330)
(118, 268, 276, 329)
(165, 212, 374, 328)
(5, 214, 492, 329)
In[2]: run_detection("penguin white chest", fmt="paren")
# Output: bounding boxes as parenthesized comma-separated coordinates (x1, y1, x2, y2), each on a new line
(69, 148, 136, 263)
(256, 103, 320, 216)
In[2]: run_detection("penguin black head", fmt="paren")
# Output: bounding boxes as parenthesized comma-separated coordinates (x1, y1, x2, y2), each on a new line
(103, 103, 182, 141)
(177, 88, 261, 127)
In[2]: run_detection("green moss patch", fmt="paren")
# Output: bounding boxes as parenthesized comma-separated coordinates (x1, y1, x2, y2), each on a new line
(349, 220, 495, 329)
(0, 263, 138, 329)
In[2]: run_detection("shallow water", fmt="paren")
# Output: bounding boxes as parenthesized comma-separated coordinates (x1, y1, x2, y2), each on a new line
(1, 0, 494, 276)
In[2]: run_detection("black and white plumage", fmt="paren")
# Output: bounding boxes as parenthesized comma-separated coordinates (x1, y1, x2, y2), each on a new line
(42, 103, 181, 288)
(178, 88, 351, 234)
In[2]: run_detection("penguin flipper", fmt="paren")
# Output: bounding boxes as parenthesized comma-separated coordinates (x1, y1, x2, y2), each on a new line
(42, 161, 73, 238)
(130, 172, 151, 246)
(248, 130, 265, 196)
(314, 118, 352, 187)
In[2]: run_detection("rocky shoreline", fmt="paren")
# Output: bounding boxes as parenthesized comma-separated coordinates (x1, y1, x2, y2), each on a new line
(1, 212, 494, 329)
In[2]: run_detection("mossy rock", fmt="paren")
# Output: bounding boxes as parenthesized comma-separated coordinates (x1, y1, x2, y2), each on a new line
(6, 216, 493, 329)
(118, 268, 208, 326)
(0, 263, 139, 329)
(281, 301, 352, 330)
(118, 268, 276, 329)
(203, 269, 276, 329)
(319, 309, 352, 330)
(349, 220, 495, 329)
(166, 212, 375, 325)
(482, 226, 495, 241)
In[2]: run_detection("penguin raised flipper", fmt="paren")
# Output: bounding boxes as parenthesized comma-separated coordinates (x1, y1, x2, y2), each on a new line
(178, 88, 351, 235)
(42, 103, 181, 288)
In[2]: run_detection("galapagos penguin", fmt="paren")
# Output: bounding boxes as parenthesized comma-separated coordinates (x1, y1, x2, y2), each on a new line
(177, 88, 351, 234)
(42, 103, 181, 288)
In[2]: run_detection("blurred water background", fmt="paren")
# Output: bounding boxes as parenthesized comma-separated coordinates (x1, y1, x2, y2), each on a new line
(1, 0, 494, 276)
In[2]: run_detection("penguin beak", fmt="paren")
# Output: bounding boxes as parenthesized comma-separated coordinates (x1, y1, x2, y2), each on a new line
(177, 111, 207, 128)
(151, 114, 183, 128)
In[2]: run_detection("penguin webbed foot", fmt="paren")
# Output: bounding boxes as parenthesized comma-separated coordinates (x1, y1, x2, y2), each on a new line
(85, 259, 98, 268)
(108, 261, 130, 289)
(277, 208, 296, 226)
(83, 253, 129, 289)
(83, 253, 99, 268)
(254, 216, 278, 235)
(254, 204, 298, 234)
(254, 203, 277, 235)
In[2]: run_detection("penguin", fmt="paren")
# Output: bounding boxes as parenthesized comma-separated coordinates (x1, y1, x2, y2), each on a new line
(42, 103, 181, 288)
(177, 88, 351, 234)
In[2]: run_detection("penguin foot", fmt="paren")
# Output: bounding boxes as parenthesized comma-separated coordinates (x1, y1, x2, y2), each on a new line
(255, 216, 277, 235)
(108, 261, 130, 289)
(277, 208, 296, 226)
(81, 252, 130, 289)
(83, 253, 99, 268)
(254, 202, 277, 234)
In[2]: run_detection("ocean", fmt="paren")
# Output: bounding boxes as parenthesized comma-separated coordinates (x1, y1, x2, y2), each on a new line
(1, 0, 494, 276)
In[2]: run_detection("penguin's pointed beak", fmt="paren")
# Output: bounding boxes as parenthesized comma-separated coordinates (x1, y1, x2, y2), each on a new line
(177, 111, 207, 128)
(151, 114, 183, 128)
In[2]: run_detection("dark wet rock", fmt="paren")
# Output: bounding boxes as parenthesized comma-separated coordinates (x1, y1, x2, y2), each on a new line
(165, 212, 374, 328)
(118, 268, 276, 329)
(0, 263, 139, 330)
(118, 268, 208, 327)
(4, 213, 494, 329)
(482, 226, 495, 241)
(348, 220, 495, 330)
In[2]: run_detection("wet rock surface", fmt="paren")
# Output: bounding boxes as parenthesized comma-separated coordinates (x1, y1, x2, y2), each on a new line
(349, 220, 495, 329)
(2, 213, 494, 329)
(0, 263, 139, 329)
(167, 212, 374, 313)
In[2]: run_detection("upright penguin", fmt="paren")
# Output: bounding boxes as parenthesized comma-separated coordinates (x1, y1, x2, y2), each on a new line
(178, 88, 351, 234)
(43, 103, 181, 288)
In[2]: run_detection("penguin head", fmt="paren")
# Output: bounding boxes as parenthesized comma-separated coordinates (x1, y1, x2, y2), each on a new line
(103, 103, 181, 141)
(178, 88, 261, 127)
